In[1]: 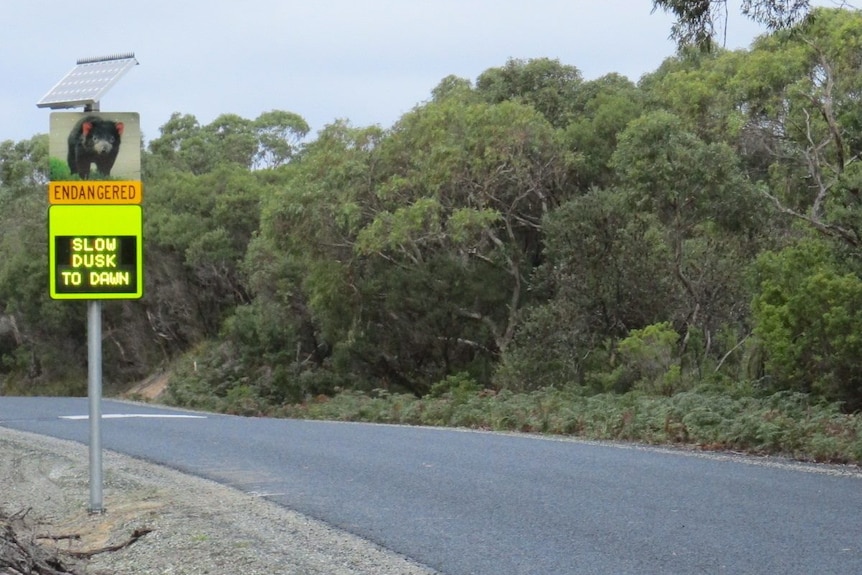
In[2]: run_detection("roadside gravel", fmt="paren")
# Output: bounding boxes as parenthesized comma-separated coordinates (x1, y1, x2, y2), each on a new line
(0, 427, 439, 575)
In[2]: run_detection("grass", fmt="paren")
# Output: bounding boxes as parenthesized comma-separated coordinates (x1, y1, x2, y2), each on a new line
(266, 386, 862, 465)
(160, 369, 862, 465)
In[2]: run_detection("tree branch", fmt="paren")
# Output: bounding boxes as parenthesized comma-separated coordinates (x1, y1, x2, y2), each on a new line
(762, 188, 861, 246)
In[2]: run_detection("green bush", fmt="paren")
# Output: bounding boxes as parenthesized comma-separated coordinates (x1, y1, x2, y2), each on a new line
(753, 239, 862, 410)
(429, 372, 480, 400)
(223, 384, 267, 416)
(493, 301, 586, 393)
(617, 322, 685, 395)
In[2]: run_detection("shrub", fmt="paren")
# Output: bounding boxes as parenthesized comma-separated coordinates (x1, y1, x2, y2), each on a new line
(753, 239, 862, 410)
(493, 301, 586, 393)
(429, 372, 480, 400)
(617, 322, 685, 395)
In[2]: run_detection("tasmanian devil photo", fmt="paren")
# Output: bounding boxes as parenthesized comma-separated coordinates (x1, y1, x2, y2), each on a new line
(67, 115, 124, 179)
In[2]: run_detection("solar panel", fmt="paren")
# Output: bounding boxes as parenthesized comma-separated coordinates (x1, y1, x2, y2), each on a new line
(37, 53, 138, 109)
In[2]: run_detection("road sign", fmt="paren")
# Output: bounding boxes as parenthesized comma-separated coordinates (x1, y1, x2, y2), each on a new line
(39, 53, 141, 515)
(49, 205, 143, 299)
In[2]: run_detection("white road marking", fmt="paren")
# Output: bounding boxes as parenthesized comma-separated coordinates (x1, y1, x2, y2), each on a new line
(59, 414, 207, 420)
(248, 491, 287, 498)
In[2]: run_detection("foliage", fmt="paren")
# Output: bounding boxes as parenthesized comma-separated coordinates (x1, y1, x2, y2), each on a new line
(147, 111, 309, 174)
(494, 188, 676, 394)
(248, 96, 573, 396)
(429, 372, 481, 400)
(564, 73, 643, 190)
(728, 8, 862, 248)
(752, 238, 862, 409)
(652, 0, 812, 49)
(276, 386, 862, 464)
(48, 157, 71, 180)
(611, 109, 764, 375)
(475, 58, 583, 128)
(493, 299, 589, 393)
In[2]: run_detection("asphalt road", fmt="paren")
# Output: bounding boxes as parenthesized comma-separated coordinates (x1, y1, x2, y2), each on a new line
(1, 396, 861, 574)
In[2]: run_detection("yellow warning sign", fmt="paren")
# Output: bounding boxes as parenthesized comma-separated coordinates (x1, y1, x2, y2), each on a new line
(49, 205, 143, 299)
(48, 180, 142, 205)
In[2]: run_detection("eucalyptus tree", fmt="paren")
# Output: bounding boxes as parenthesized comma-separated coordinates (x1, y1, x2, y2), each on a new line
(738, 8, 862, 409)
(253, 94, 573, 395)
(253, 110, 310, 169)
(148, 110, 309, 174)
(365, 97, 571, 356)
(611, 110, 762, 366)
(639, 46, 749, 145)
(475, 57, 583, 128)
(144, 112, 303, 350)
(564, 73, 644, 191)
(652, 0, 812, 49)
(729, 7, 862, 247)
(495, 188, 676, 392)
(250, 121, 389, 395)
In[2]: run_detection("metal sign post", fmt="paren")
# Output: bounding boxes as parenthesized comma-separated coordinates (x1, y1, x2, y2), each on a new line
(88, 300, 103, 512)
(38, 54, 141, 514)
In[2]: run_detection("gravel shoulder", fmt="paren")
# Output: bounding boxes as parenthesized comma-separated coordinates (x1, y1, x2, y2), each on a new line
(0, 427, 438, 575)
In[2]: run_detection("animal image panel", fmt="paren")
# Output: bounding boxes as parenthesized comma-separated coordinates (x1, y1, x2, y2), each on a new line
(49, 112, 141, 181)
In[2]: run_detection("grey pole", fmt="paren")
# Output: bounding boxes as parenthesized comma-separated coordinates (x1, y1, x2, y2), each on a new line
(87, 299, 104, 514)
(85, 98, 105, 515)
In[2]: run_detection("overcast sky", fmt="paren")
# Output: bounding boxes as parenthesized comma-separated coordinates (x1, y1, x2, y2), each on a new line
(0, 1, 825, 145)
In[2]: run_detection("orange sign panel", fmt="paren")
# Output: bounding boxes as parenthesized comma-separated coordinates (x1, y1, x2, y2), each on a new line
(49, 181, 142, 205)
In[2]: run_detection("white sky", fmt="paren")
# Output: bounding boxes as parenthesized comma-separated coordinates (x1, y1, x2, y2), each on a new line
(0, 1, 834, 144)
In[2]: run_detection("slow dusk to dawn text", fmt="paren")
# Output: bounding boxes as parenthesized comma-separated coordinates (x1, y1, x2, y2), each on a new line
(55, 236, 137, 293)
